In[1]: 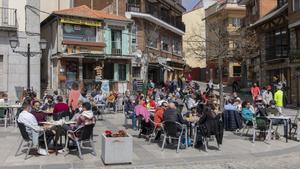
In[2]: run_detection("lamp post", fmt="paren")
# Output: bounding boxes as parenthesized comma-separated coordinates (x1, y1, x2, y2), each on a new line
(9, 37, 47, 90)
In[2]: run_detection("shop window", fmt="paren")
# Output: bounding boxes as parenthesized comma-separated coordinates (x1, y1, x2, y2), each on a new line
(104, 63, 114, 80)
(233, 66, 241, 77)
(63, 24, 96, 42)
(118, 64, 127, 81)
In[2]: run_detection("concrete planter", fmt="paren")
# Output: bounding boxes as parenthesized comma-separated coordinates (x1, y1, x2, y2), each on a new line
(101, 133, 133, 164)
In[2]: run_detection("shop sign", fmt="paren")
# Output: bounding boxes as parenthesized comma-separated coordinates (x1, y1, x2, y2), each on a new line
(60, 18, 101, 27)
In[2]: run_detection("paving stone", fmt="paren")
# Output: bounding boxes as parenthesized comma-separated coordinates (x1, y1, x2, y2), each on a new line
(41, 163, 71, 169)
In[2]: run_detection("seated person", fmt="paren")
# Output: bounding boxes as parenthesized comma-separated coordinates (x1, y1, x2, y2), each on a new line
(224, 98, 237, 111)
(266, 100, 280, 116)
(154, 101, 168, 127)
(107, 91, 116, 112)
(18, 101, 53, 155)
(144, 95, 156, 109)
(41, 95, 54, 111)
(255, 96, 267, 117)
(53, 96, 69, 114)
(94, 91, 105, 104)
(163, 102, 187, 125)
(31, 100, 47, 124)
(187, 93, 198, 110)
(64, 102, 96, 132)
(234, 97, 242, 112)
(241, 101, 254, 123)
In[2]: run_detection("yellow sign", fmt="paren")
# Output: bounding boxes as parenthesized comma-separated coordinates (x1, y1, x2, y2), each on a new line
(60, 18, 101, 27)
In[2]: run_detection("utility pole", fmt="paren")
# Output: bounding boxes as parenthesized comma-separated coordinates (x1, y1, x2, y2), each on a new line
(27, 44, 30, 89)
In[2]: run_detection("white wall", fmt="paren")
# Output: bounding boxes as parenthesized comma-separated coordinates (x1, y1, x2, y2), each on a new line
(40, 0, 72, 22)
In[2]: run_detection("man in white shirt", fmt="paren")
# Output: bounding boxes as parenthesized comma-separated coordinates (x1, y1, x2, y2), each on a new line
(18, 102, 50, 155)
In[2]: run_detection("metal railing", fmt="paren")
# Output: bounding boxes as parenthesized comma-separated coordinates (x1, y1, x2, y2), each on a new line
(111, 41, 122, 55)
(126, 3, 141, 12)
(0, 7, 17, 28)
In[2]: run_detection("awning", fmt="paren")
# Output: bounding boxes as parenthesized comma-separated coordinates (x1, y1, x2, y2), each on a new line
(250, 4, 288, 28)
(158, 63, 173, 71)
(125, 12, 185, 35)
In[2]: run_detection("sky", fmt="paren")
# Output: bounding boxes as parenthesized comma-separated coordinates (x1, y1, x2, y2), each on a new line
(182, 0, 200, 11)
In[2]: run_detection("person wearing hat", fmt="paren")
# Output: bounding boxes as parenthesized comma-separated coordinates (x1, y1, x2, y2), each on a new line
(274, 85, 284, 115)
(262, 85, 273, 107)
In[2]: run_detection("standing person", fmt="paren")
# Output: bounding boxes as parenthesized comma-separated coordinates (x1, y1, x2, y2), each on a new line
(250, 82, 260, 102)
(133, 79, 138, 91)
(262, 85, 273, 107)
(232, 80, 239, 93)
(274, 85, 284, 115)
(78, 88, 89, 103)
(206, 80, 213, 95)
(68, 82, 81, 117)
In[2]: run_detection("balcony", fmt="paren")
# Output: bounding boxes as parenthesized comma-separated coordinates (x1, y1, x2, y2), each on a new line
(111, 41, 122, 55)
(0, 7, 17, 30)
(290, 49, 300, 62)
(126, 3, 141, 12)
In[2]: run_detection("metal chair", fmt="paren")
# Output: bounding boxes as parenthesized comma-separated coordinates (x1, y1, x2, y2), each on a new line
(0, 108, 8, 128)
(252, 116, 270, 143)
(53, 111, 69, 121)
(65, 124, 96, 159)
(148, 118, 163, 143)
(15, 122, 48, 159)
(161, 121, 187, 153)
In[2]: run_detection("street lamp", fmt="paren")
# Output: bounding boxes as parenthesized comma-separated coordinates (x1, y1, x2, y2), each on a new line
(9, 37, 47, 90)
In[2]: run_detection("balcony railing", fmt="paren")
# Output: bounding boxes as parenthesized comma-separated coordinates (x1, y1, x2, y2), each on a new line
(0, 7, 17, 29)
(290, 49, 300, 62)
(112, 41, 122, 55)
(126, 3, 141, 12)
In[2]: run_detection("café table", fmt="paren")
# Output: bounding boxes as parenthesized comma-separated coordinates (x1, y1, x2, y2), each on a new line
(266, 115, 291, 143)
(0, 104, 21, 127)
(40, 120, 76, 154)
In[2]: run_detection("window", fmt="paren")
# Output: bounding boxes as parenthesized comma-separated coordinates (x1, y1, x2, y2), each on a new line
(118, 64, 127, 81)
(132, 67, 141, 78)
(296, 28, 300, 49)
(111, 29, 122, 54)
(229, 18, 241, 27)
(162, 35, 170, 52)
(131, 24, 138, 52)
(173, 38, 182, 55)
(294, 0, 300, 11)
(63, 24, 96, 42)
(233, 66, 241, 77)
(278, 0, 287, 7)
(251, 4, 257, 15)
(146, 28, 158, 48)
(265, 28, 289, 60)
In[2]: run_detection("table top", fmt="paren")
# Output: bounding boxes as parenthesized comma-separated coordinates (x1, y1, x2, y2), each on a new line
(0, 104, 21, 108)
(40, 120, 76, 126)
(267, 115, 291, 120)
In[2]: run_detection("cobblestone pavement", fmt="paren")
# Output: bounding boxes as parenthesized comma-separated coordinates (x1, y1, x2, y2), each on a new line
(1, 112, 300, 169)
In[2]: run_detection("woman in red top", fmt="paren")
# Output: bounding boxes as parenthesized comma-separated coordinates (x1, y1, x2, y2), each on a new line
(53, 96, 69, 114)
(251, 82, 260, 102)
(68, 82, 80, 112)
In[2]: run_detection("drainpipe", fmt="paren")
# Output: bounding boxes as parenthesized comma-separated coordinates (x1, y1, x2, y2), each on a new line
(116, 0, 119, 15)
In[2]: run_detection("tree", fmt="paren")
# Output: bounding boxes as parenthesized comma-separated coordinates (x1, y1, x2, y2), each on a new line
(184, 14, 259, 110)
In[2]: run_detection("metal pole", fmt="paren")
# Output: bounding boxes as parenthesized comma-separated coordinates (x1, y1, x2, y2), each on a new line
(218, 56, 224, 112)
(27, 43, 30, 90)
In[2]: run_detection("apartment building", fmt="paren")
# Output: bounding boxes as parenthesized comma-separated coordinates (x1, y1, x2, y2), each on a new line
(0, 0, 42, 100)
(205, 0, 246, 84)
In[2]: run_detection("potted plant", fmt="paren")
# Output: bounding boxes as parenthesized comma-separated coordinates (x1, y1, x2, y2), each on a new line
(101, 130, 133, 164)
